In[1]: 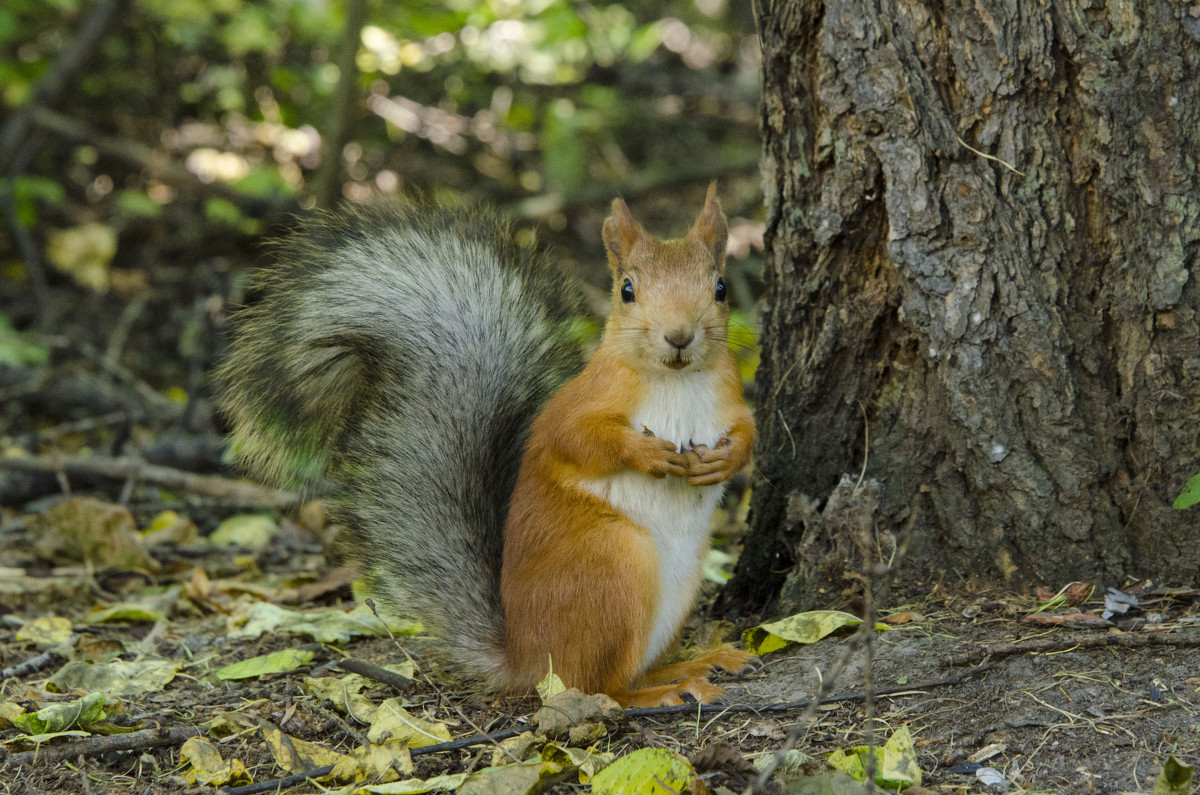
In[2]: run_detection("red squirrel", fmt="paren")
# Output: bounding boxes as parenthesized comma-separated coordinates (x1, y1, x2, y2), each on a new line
(221, 184, 755, 707)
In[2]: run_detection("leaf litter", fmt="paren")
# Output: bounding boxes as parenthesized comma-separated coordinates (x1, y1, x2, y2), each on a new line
(2, 491, 1199, 793)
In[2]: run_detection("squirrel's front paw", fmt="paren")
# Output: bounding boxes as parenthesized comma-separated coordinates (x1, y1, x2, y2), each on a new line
(684, 442, 737, 486)
(626, 435, 688, 478)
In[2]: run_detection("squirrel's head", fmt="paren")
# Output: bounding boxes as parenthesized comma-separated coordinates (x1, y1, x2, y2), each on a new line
(600, 182, 730, 375)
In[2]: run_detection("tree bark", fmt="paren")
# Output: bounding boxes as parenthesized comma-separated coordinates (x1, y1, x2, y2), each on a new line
(725, 0, 1200, 615)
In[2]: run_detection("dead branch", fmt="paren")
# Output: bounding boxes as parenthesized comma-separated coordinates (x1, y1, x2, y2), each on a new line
(336, 657, 414, 692)
(0, 454, 300, 511)
(946, 629, 1200, 666)
(0, 724, 201, 768)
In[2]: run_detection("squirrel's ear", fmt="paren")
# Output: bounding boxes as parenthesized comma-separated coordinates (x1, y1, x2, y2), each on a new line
(602, 198, 645, 270)
(689, 181, 728, 266)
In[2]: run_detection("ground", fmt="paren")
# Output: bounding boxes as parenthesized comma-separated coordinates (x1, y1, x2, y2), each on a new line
(0, 499, 1196, 795)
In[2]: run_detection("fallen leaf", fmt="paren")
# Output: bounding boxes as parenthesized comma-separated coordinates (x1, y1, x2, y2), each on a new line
(262, 726, 343, 774)
(305, 674, 378, 724)
(541, 742, 615, 783)
(827, 726, 922, 790)
(490, 731, 546, 766)
(87, 586, 180, 624)
(329, 738, 413, 783)
(16, 616, 73, 647)
(180, 736, 252, 786)
(743, 610, 886, 656)
(458, 758, 566, 795)
(356, 772, 469, 793)
(227, 601, 420, 644)
(140, 510, 199, 547)
(30, 498, 157, 572)
(1152, 755, 1194, 795)
(210, 514, 278, 549)
(533, 689, 624, 745)
(367, 699, 452, 748)
(591, 748, 695, 795)
(214, 647, 315, 680)
(47, 659, 180, 698)
(11, 693, 106, 734)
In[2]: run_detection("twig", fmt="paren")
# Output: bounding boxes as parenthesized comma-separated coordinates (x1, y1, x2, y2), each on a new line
(218, 767, 335, 795)
(0, 724, 201, 767)
(0, 454, 300, 510)
(946, 629, 1200, 666)
(627, 662, 991, 718)
(956, 135, 1025, 176)
(1, 650, 63, 680)
(336, 657, 415, 692)
(365, 599, 520, 764)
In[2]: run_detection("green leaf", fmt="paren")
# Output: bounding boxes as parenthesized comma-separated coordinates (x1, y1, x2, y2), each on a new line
(591, 748, 695, 795)
(11, 693, 106, 734)
(826, 726, 922, 790)
(47, 660, 180, 698)
(1173, 474, 1200, 510)
(115, 189, 163, 218)
(0, 314, 50, 367)
(743, 611, 887, 656)
(214, 647, 315, 680)
(1151, 756, 1194, 795)
(228, 601, 421, 644)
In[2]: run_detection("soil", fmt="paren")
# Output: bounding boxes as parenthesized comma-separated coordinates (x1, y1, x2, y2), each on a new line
(0, 520, 1196, 795)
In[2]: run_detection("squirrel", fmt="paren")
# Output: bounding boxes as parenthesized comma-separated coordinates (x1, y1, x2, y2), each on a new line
(219, 184, 755, 707)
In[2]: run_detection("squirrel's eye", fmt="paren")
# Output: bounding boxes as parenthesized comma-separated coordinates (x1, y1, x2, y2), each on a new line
(621, 278, 635, 303)
(715, 277, 727, 302)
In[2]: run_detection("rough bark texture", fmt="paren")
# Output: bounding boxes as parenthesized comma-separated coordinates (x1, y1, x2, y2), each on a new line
(724, 0, 1200, 616)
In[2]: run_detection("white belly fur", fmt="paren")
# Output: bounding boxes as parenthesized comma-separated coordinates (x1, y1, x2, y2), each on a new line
(580, 369, 728, 674)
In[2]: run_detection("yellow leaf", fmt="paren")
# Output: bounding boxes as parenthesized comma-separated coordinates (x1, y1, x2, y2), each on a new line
(262, 726, 343, 774)
(367, 699, 452, 748)
(16, 616, 72, 647)
(742, 610, 888, 656)
(826, 726, 921, 790)
(180, 737, 252, 786)
(591, 748, 694, 795)
(305, 675, 378, 724)
(536, 669, 566, 702)
(357, 772, 470, 793)
(210, 514, 278, 549)
(45, 223, 117, 292)
(329, 738, 413, 783)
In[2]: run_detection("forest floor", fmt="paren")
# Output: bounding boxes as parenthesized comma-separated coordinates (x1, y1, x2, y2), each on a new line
(0, 488, 1197, 794)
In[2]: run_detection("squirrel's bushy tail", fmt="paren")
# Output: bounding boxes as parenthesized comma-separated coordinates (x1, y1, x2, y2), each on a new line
(219, 201, 581, 683)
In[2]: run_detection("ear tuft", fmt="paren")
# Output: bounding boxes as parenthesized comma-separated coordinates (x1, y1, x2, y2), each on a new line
(689, 181, 728, 264)
(601, 198, 645, 270)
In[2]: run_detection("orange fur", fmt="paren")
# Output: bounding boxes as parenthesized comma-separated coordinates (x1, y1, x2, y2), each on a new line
(500, 184, 756, 706)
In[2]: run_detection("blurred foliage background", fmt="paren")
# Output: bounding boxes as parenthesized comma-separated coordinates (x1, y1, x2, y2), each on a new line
(0, 0, 762, 464)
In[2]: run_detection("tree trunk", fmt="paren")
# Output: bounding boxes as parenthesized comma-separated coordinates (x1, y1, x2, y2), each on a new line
(724, 0, 1200, 616)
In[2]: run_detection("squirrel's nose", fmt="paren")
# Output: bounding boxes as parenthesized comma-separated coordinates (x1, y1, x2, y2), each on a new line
(664, 329, 694, 351)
